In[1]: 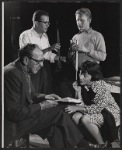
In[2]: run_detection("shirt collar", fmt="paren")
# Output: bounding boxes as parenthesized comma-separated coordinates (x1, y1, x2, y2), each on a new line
(79, 27, 92, 34)
(86, 27, 92, 33)
(31, 27, 47, 38)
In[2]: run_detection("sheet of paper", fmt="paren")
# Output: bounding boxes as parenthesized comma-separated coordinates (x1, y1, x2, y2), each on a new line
(56, 98, 82, 104)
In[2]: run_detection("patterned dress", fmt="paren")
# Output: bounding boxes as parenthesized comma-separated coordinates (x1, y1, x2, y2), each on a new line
(81, 80, 120, 127)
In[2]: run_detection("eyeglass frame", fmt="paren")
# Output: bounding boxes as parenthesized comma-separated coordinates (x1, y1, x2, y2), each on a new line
(28, 56, 44, 65)
(38, 20, 50, 25)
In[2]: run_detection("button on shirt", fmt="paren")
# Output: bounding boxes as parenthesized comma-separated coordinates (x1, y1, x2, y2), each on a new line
(69, 28, 106, 67)
(19, 28, 56, 63)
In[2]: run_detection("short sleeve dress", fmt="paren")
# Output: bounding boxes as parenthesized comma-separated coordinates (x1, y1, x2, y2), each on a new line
(81, 80, 120, 127)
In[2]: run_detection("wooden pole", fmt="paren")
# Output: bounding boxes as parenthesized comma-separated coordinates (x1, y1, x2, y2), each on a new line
(55, 21, 61, 72)
(75, 40, 78, 80)
(75, 40, 78, 98)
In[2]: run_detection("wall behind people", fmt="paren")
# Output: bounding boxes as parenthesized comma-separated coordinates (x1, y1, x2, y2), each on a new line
(4, 2, 120, 77)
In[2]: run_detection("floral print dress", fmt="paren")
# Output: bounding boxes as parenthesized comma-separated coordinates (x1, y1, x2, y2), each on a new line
(81, 80, 120, 127)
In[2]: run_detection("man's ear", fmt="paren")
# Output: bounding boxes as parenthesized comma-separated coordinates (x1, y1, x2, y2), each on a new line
(23, 56, 29, 66)
(89, 19, 91, 24)
(35, 21, 39, 26)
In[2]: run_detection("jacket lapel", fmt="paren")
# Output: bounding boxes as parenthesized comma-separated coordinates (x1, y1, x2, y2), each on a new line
(15, 60, 33, 104)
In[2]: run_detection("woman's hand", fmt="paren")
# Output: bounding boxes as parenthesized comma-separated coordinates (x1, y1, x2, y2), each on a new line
(65, 105, 84, 114)
(73, 81, 81, 92)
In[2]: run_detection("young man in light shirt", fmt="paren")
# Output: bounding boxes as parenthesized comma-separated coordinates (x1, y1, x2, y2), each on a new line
(19, 10, 65, 94)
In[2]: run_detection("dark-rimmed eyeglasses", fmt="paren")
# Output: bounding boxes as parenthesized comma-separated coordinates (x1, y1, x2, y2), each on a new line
(28, 56, 44, 65)
(38, 20, 50, 25)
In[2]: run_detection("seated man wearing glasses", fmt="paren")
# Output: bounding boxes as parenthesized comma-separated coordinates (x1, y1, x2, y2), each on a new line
(19, 10, 65, 94)
(4, 43, 91, 148)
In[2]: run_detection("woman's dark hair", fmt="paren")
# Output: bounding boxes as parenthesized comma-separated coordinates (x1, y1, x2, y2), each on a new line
(81, 61, 103, 81)
(18, 43, 39, 63)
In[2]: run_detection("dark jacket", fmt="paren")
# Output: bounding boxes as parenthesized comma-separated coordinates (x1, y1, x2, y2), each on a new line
(4, 59, 41, 146)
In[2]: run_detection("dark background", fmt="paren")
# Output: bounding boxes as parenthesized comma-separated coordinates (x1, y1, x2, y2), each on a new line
(0, 0, 121, 147)
(4, 1, 120, 77)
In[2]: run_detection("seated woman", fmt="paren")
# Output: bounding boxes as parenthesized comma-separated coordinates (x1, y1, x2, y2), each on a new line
(65, 60, 120, 148)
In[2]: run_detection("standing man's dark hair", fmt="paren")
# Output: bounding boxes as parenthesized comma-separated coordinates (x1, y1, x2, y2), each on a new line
(32, 10, 49, 23)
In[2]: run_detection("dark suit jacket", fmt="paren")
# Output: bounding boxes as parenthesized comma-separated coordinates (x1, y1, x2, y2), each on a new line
(4, 59, 41, 147)
(4, 59, 87, 148)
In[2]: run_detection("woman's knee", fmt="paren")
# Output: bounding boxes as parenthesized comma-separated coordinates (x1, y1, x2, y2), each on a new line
(81, 115, 90, 125)
(72, 112, 82, 125)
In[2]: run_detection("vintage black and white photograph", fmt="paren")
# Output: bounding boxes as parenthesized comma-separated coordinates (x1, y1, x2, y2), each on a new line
(1, 0, 121, 148)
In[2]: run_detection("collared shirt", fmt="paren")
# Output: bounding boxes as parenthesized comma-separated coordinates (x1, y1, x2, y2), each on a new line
(19, 27, 56, 63)
(68, 28, 107, 67)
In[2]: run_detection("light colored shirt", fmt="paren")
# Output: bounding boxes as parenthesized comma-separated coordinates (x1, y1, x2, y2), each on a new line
(68, 28, 107, 67)
(19, 27, 56, 63)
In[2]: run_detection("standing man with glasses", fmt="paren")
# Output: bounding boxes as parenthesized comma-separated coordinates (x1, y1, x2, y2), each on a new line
(19, 10, 65, 94)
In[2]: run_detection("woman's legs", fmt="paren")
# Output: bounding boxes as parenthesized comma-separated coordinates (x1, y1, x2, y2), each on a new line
(72, 112, 104, 144)
(72, 112, 83, 125)
(81, 115, 104, 144)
